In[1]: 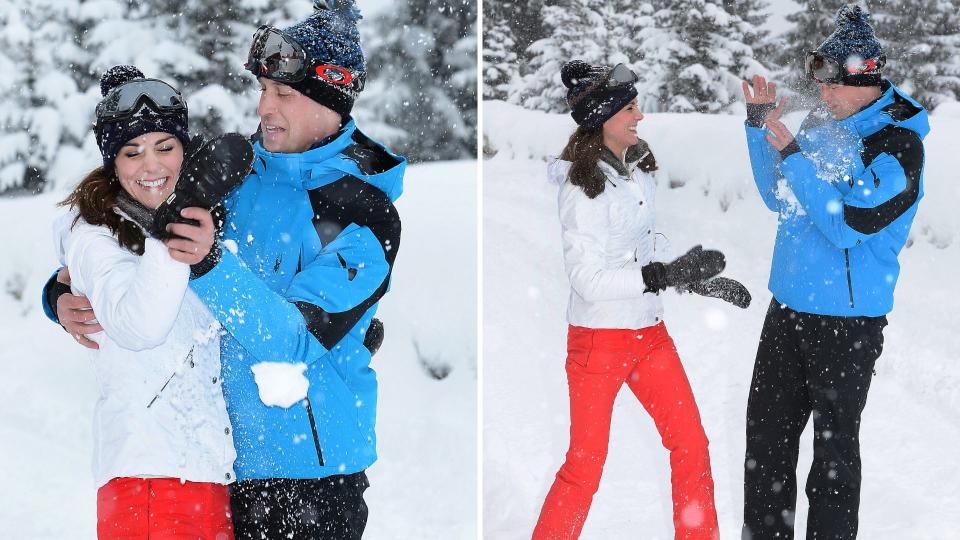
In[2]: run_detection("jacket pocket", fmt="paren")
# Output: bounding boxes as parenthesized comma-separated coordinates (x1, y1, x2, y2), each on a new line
(566, 325, 595, 369)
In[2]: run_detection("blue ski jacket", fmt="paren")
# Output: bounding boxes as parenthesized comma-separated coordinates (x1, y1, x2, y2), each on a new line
(745, 81, 928, 316)
(188, 119, 404, 480)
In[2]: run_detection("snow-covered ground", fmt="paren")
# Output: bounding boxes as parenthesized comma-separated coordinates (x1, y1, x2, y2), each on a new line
(0, 160, 477, 539)
(483, 101, 960, 539)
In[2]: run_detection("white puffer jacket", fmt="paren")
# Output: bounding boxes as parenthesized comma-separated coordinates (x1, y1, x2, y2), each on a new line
(54, 213, 236, 488)
(550, 157, 672, 330)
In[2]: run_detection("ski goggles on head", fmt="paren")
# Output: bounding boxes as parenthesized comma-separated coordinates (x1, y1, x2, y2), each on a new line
(95, 79, 187, 123)
(805, 51, 885, 85)
(246, 25, 358, 88)
(246, 25, 310, 83)
(604, 63, 639, 89)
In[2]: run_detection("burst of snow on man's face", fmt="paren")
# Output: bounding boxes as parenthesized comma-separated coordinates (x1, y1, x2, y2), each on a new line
(257, 77, 342, 154)
(818, 83, 882, 120)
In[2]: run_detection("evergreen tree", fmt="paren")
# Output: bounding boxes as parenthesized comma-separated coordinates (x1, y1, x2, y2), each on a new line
(871, 0, 960, 109)
(723, 0, 775, 75)
(483, 1, 520, 101)
(640, 0, 765, 113)
(516, 0, 636, 113)
(360, 0, 476, 161)
(0, 0, 90, 193)
(509, 0, 549, 54)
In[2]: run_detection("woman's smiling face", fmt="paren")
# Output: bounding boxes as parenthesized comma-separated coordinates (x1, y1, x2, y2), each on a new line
(113, 132, 184, 210)
(602, 98, 644, 156)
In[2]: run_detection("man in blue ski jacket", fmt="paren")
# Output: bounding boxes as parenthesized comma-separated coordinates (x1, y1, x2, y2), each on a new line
(740, 5, 927, 539)
(43, 1, 404, 537)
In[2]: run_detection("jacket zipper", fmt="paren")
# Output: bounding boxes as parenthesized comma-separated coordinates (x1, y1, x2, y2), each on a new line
(303, 396, 325, 467)
(844, 248, 855, 308)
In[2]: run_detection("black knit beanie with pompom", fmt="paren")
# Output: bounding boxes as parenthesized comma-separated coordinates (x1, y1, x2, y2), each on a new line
(94, 65, 190, 169)
(562, 60, 638, 131)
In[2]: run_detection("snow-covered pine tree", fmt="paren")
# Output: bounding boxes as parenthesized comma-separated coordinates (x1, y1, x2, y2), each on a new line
(0, 0, 92, 193)
(722, 0, 775, 80)
(640, 0, 765, 113)
(871, 0, 960, 110)
(509, 0, 549, 54)
(483, 1, 520, 101)
(516, 0, 637, 113)
(112, 0, 283, 138)
(359, 0, 476, 161)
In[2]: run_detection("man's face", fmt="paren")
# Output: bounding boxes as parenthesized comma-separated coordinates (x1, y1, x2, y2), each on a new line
(818, 83, 882, 120)
(257, 77, 342, 153)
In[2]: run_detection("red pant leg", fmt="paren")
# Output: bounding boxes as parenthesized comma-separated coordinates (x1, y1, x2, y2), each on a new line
(98, 478, 150, 539)
(148, 479, 234, 540)
(533, 325, 635, 540)
(625, 323, 719, 540)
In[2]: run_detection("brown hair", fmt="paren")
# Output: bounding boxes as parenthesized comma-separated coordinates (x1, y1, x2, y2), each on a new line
(559, 126, 607, 199)
(59, 167, 146, 255)
(560, 126, 659, 199)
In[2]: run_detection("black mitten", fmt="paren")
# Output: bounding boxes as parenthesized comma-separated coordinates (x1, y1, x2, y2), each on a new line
(364, 318, 384, 355)
(642, 245, 726, 293)
(678, 277, 752, 309)
(153, 133, 254, 238)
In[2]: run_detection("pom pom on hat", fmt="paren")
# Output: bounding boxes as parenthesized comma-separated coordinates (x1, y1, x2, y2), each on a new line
(100, 65, 145, 97)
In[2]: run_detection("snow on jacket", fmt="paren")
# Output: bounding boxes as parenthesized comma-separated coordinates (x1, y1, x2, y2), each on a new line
(189, 119, 405, 480)
(550, 154, 671, 330)
(54, 214, 236, 488)
(746, 80, 928, 316)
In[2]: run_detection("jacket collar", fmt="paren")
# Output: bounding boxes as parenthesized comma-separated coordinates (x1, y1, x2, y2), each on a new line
(838, 80, 929, 139)
(251, 119, 359, 187)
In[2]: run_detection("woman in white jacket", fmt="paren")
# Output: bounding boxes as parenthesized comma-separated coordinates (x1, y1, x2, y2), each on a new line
(56, 65, 236, 538)
(532, 60, 726, 540)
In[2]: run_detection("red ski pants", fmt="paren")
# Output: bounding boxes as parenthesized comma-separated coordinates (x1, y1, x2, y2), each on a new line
(97, 477, 234, 539)
(533, 323, 719, 540)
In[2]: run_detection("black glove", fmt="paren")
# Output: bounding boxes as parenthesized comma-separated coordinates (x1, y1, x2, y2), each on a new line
(746, 102, 777, 128)
(641, 245, 726, 293)
(153, 133, 255, 239)
(677, 276, 752, 309)
(364, 318, 384, 355)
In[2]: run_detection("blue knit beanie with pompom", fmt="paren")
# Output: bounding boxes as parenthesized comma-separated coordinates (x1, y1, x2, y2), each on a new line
(276, 0, 365, 117)
(816, 4, 885, 85)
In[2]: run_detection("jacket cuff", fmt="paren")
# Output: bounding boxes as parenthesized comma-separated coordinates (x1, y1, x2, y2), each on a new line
(779, 140, 801, 160)
(190, 243, 222, 280)
(44, 275, 72, 326)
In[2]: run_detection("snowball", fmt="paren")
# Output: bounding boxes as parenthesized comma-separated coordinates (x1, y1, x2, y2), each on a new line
(250, 362, 309, 408)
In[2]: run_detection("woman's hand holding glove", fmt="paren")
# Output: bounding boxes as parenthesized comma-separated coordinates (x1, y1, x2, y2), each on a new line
(642, 245, 726, 293)
(642, 245, 752, 309)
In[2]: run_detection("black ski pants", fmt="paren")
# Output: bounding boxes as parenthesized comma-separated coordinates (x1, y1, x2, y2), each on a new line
(230, 472, 369, 539)
(742, 299, 886, 540)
